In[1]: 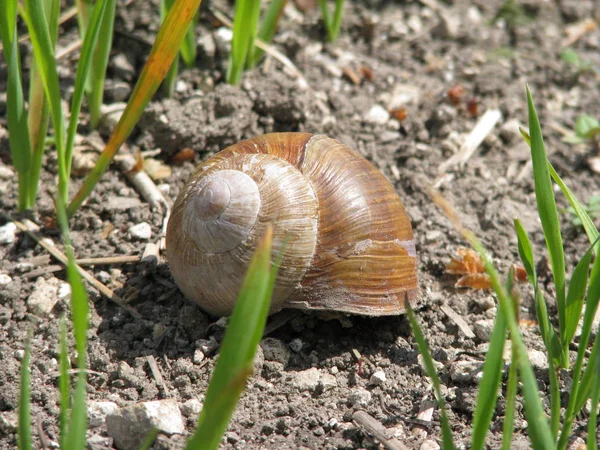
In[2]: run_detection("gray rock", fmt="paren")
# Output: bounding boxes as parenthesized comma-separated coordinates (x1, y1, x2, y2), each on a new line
(291, 368, 337, 392)
(433, 12, 461, 39)
(527, 350, 548, 370)
(0, 411, 17, 434)
(0, 222, 17, 244)
(473, 319, 495, 341)
(0, 166, 13, 179)
(289, 338, 303, 353)
(180, 398, 203, 419)
(128, 222, 152, 241)
(260, 338, 291, 366)
(193, 348, 204, 364)
(88, 401, 119, 428)
(420, 439, 441, 450)
(106, 196, 141, 212)
(106, 400, 185, 450)
(0, 274, 12, 286)
(368, 370, 387, 386)
(449, 360, 483, 383)
(348, 388, 372, 407)
(87, 434, 113, 450)
(27, 277, 65, 316)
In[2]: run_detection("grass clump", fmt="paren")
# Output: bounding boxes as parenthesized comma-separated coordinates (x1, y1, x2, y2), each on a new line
(416, 87, 600, 449)
(318, 0, 344, 42)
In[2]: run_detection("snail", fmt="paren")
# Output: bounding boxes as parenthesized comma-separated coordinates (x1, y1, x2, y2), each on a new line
(166, 133, 418, 317)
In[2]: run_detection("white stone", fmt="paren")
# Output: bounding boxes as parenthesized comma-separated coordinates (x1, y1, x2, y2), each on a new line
(0, 166, 14, 179)
(0, 274, 12, 286)
(175, 80, 188, 93)
(58, 282, 71, 300)
(128, 222, 152, 241)
(291, 367, 336, 392)
(88, 401, 119, 428)
(527, 350, 548, 370)
(420, 439, 441, 450)
(260, 338, 290, 365)
(193, 348, 204, 364)
(368, 370, 387, 386)
(106, 400, 184, 450)
(473, 319, 495, 341)
(348, 388, 372, 407)
(179, 398, 202, 419)
(27, 277, 61, 316)
(0, 222, 17, 244)
(364, 105, 390, 125)
(195, 336, 218, 355)
(215, 27, 232, 43)
(289, 338, 303, 353)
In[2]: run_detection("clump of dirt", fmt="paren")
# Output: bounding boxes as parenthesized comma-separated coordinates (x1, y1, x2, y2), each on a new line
(1, 0, 599, 448)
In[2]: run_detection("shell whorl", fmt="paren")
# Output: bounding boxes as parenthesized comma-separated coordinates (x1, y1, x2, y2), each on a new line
(166, 132, 418, 317)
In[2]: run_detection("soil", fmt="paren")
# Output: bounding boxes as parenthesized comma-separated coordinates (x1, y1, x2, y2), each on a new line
(1, 0, 600, 449)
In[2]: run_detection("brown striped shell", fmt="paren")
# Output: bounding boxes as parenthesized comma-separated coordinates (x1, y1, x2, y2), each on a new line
(166, 133, 418, 316)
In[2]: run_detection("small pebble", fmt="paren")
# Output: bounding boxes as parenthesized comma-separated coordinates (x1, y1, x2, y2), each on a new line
(88, 401, 119, 428)
(348, 388, 371, 407)
(261, 338, 290, 365)
(129, 222, 152, 241)
(368, 370, 387, 386)
(473, 319, 494, 341)
(0, 222, 17, 244)
(0, 166, 14, 179)
(0, 274, 12, 286)
(289, 338, 303, 353)
(364, 105, 390, 125)
(180, 398, 202, 418)
(527, 350, 548, 370)
(449, 360, 483, 383)
(193, 348, 204, 364)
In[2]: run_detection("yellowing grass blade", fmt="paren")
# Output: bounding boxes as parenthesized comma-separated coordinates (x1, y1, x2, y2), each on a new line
(67, 0, 203, 217)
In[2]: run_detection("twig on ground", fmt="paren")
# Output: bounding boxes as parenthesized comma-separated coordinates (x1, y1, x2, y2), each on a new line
(7, 217, 142, 319)
(436, 109, 502, 187)
(352, 410, 410, 450)
(440, 304, 475, 339)
(411, 399, 436, 439)
(147, 355, 170, 396)
(76, 255, 141, 265)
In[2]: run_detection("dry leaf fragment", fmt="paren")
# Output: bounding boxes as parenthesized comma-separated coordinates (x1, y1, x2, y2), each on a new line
(342, 66, 361, 85)
(455, 273, 492, 290)
(143, 158, 172, 180)
(446, 247, 491, 290)
(512, 264, 528, 283)
(171, 147, 195, 164)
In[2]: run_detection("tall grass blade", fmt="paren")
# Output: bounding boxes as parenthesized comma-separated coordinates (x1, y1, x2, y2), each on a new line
(527, 86, 566, 358)
(67, 0, 204, 217)
(17, 329, 32, 450)
(227, 0, 261, 85)
(318, 0, 344, 42)
(246, 0, 287, 69)
(23, 0, 68, 204)
(160, 0, 178, 97)
(405, 302, 455, 450)
(576, 337, 599, 413)
(139, 428, 159, 450)
(0, 0, 32, 211)
(186, 225, 277, 450)
(66, 0, 109, 177)
(180, 12, 197, 67)
(501, 344, 519, 450)
(58, 317, 70, 448)
(564, 245, 594, 345)
(471, 299, 507, 450)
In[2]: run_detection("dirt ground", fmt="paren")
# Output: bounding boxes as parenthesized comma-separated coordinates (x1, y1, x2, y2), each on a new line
(1, 0, 600, 448)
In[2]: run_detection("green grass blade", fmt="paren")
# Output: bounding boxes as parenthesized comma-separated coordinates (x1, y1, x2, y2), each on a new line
(406, 302, 456, 450)
(66, 0, 109, 177)
(139, 428, 159, 450)
(588, 359, 600, 450)
(501, 344, 519, 450)
(564, 245, 594, 345)
(557, 254, 600, 449)
(329, 0, 344, 42)
(318, 0, 331, 37)
(160, 0, 178, 97)
(67, 0, 204, 217)
(22, 0, 68, 204)
(514, 219, 537, 284)
(66, 371, 87, 450)
(17, 329, 32, 450)
(226, 0, 261, 85)
(58, 316, 70, 448)
(527, 86, 566, 356)
(179, 11, 197, 67)
(186, 225, 277, 450)
(471, 299, 507, 450)
(0, 0, 32, 211)
(246, 0, 287, 69)
(87, 0, 116, 129)
(576, 336, 599, 414)
(548, 164, 600, 255)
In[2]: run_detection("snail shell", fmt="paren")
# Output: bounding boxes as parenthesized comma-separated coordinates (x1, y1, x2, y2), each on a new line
(166, 133, 418, 316)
